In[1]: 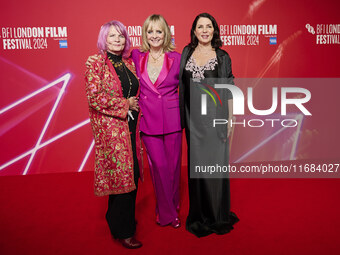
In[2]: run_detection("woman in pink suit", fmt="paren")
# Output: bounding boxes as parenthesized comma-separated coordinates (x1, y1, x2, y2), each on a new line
(131, 14, 182, 228)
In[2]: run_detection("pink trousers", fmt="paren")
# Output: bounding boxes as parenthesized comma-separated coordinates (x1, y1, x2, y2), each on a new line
(142, 131, 182, 225)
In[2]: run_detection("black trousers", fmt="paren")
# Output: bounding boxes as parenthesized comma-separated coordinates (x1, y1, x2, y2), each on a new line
(106, 186, 138, 239)
(106, 131, 139, 239)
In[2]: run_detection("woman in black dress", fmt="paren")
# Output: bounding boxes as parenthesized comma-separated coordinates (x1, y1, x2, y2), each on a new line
(179, 13, 239, 237)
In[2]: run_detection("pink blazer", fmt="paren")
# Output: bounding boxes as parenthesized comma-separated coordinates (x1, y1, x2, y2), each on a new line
(131, 49, 182, 135)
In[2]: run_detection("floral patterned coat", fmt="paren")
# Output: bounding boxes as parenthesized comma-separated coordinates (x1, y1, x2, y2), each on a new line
(85, 53, 143, 196)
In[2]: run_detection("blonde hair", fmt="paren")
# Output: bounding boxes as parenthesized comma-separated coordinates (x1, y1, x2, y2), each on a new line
(141, 14, 175, 52)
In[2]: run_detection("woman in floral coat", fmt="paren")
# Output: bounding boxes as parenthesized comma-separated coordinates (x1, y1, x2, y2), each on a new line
(85, 20, 143, 249)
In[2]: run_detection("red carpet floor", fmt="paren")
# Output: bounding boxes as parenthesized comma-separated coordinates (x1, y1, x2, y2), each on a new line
(0, 168, 339, 255)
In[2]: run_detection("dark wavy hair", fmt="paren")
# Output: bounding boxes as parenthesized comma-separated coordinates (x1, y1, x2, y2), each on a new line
(188, 13, 222, 49)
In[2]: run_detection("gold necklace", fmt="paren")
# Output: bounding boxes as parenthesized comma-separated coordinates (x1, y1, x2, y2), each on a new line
(150, 50, 163, 63)
(109, 57, 132, 98)
(112, 61, 123, 70)
(122, 63, 132, 98)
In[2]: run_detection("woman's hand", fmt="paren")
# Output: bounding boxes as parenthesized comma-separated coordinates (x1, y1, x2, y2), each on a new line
(85, 55, 99, 67)
(128, 97, 139, 112)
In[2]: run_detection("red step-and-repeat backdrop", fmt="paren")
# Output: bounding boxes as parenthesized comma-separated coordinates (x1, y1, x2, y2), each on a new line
(0, 0, 339, 176)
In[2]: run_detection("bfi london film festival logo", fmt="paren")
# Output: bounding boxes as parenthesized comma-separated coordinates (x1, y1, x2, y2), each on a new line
(200, 83, 312, 128)
(305, 23, 340, 45)
(219, 24, 278, 46)
(1, 26, 68, 50)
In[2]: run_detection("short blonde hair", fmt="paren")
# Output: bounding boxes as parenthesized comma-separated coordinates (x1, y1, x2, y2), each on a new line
(140, 14, 175, 52)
